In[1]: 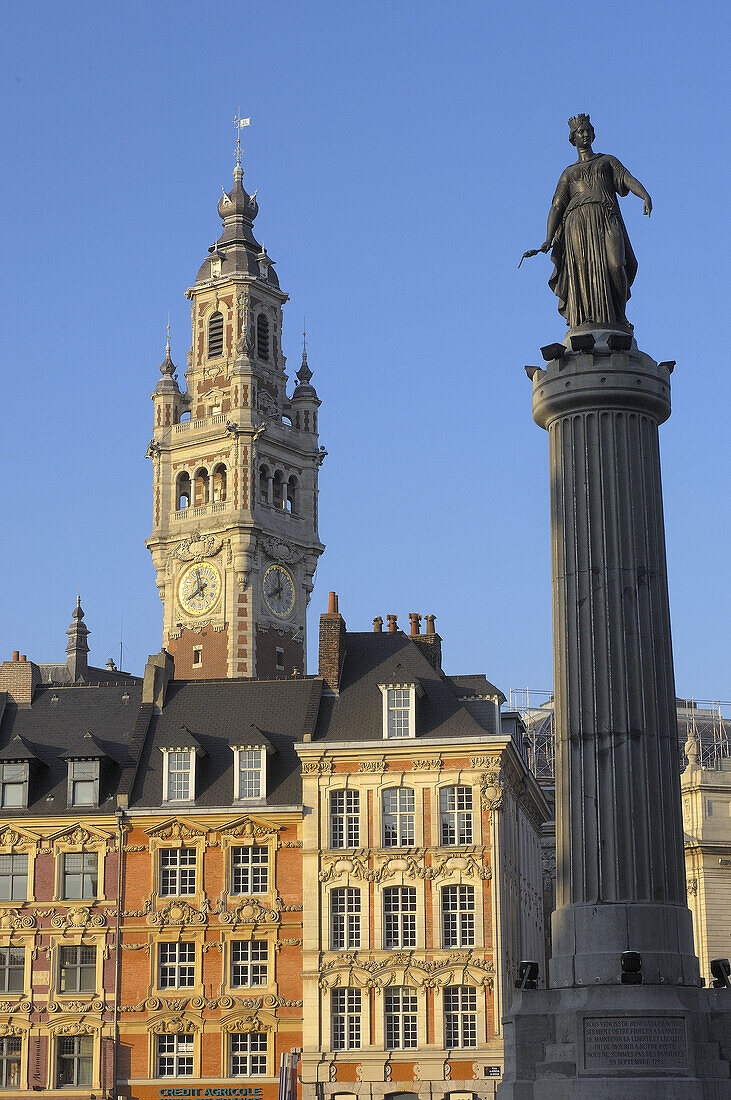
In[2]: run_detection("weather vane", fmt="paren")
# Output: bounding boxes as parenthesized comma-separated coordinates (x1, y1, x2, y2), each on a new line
(233, 110, 251, 167)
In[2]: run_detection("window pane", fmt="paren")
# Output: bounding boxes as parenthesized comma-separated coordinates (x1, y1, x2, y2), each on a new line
(73, 780, 95, 805)
(1, 783, 24, 808)
(231, 846, 268, 894)
(238, 750, 263, 799)
(167, 752, 192, 801)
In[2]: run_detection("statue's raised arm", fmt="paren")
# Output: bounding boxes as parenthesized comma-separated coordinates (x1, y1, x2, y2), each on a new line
(522, 114, 652, 332)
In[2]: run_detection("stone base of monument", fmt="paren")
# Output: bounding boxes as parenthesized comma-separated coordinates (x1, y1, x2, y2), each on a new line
(497, 985, 731, 1098)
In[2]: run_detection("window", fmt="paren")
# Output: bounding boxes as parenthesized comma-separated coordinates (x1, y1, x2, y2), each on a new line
(386, 689, 411, 738)
(160, 848, 196, 896)
(330, 790, 359, 849)
(60, 945, 96, 993)
(164, 751, 193, 802)
(382, 788, 415, 847)
(231, 940, 268, 986)
(157, 1032, 194, 1077)
(444, 986, 477, 1048)
(256, 313, 269, 361)
(440, 786, 474, 845)
(159, 942, 195, 989)
(212, 463, 227, 502)
(330, 887, 361, 950)
(275, 647, 285, 672)
(442, 885, 475, 947)
(0, 763, 28, 809)
(0, 854, 27, 901)
(236, 749, 264, 799)
(63, 852, 98, 900)
(231, 846, 268, 894)
(176, 472, 191, 511)
(384, 886, 417, 948)
(68, 759, 99, 807)
(331, 988, 361, 1050)
(230, 1032, 267, 1076)
(385, 987, 418, 1049)
(192, 646, 202, 667)
(208, 311, 224, 358)
(0, 947, 23, 993)
(57, 1035, 93, 1087)
(0, 1037, 20, 1087)
(285, 476, 297, 514)
(194, 467, 210, 506)
(259, 465, 270, 503)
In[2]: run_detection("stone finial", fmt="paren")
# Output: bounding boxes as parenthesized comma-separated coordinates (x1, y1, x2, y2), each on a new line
(684, 730, 700, 767)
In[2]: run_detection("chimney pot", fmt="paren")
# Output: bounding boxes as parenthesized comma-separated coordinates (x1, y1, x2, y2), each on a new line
(12, 652, 19, 662)
(425, 614, 436, 636)
(387, 615, 398, 633)
(19, 655, 26, 663)
(409, 612, 422, 636)
(373, 617, 383, 633)
(328, 591, 339, 614)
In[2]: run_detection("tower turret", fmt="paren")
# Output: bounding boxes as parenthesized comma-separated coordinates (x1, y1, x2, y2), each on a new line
(145, 144, 325, 680)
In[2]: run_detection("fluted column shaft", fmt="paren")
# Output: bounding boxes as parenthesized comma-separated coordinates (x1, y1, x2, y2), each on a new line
(532, 338, 698, 987)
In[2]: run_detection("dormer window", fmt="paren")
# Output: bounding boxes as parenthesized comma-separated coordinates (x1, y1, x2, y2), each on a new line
(160, 728, 206, 803)
(233, 748, 266, 800)
(162, 750, 195, 802)
(379, 681, 424, 739)
(68, 760, 99, 807)
(0, 763, 28, 809)
(208, 311, 224, 358)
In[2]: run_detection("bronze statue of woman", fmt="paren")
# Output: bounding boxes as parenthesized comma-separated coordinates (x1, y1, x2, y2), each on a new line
(524, 115, 652, 331)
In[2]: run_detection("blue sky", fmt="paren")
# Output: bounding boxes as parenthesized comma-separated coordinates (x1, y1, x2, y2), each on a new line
(0, 0, 728, 706)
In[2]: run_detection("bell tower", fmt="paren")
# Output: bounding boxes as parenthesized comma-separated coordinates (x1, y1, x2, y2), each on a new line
(145, 148, 325, 680)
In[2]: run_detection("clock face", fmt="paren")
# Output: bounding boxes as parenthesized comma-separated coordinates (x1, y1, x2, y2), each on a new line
(262, 563, 296, 619)
(177, 561, 222, 617)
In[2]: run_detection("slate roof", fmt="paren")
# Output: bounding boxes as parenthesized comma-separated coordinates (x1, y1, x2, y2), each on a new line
(0, 683, 143, 814)
(312, 632, 496, 745)
(130, 677, 322, 809)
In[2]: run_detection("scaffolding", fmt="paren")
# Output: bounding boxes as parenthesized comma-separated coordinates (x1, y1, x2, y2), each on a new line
(509, 690, 731, 780)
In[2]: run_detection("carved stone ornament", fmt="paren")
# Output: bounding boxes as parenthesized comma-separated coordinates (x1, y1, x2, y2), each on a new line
(49, 998, 104, 1013)
(300, 758, 334, 776)
(319, 850, 491, 884)
(0, 1023, 22, 1038)
(480, 769, 506, 812)
(151, 1015, 201, 1035)
(218, 899, 280, 927)
(470, 755, 503, 770)
(50, 1021, 98, 1036)
(0, 908, 36, 930)
(222, 1013, 273, 1034)
(0, 999, 32, 1014)
(319, 951, 494, 992)
(170, 530, 224, 563)
(359, 759, 387, 773)
(49, 907, 106, 931)
(0, 827, 36, 848)
(147, 820, 206, 840)
(260, 536, 305, 566)
(220, 816, 280, 840)
(147, 900, 206, 928)
(257, 389, 277, 417)
(411, 758, 443, 771)
(686, 877, 698, 896)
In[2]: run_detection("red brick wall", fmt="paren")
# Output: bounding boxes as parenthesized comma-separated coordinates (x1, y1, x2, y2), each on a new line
(168, 625, 229, 679)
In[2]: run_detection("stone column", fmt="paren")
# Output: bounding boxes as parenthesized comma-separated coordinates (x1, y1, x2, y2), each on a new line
(532, 334, 697, 988)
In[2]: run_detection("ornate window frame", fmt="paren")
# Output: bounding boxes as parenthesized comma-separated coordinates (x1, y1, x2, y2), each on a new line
(154, 933, 205, 997)
(50, 933, 106, 1003)
(380, 785, 419, 848)
(434, 782, 480, 848)
(378, 682, 424, 740)
(51, 825, 111, 904)
(146, 819, 209, 912)
(0, 1018, 29, 1091)
(147, 1014, 203, 1080)
(47, 1017, 104, 1092)
(220, 1008, 276, 1078)
(0, 825, 39, 905)
(219, 815, 280, 913)
(437, 983, 487, 1050)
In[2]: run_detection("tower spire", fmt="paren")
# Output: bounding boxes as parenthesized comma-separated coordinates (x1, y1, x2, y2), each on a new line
(65, 595, 90, 683)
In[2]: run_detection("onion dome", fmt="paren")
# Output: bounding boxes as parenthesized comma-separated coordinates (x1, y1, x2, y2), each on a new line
(292, 334, 318, 400)
(154, 329, 181, 394)
(196, 164, 280, 287)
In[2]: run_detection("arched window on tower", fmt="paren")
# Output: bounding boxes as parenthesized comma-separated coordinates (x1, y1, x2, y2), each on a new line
(194, 467, 210, 506)
(258, 465, 270, 504)
(208, 311, 224, 358)
(212, 463, 227, 503)
(286, 476, 297, 515)
(272, 471, 284, 509)
(176, 472, 191, 511)
(256, 314, 269, 361)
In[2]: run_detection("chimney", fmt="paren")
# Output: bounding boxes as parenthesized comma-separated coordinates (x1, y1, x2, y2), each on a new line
(409, 613, 422, 636)
(412, 613, 443, 671)
(387, 615, 398, 633)
(373, 617, 383, 633)
(143, 649, 175, 712)
(0, 654, 40, 705)
(319, 592, 346, 692)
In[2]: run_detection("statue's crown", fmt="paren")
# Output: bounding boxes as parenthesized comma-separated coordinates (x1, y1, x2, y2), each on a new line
(568, 113, 591, 133)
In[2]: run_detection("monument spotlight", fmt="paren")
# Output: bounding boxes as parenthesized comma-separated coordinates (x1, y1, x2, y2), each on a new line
(710, 959, 731, 989)
(620, 951, 643, 985)
(516, 961, 540, 990)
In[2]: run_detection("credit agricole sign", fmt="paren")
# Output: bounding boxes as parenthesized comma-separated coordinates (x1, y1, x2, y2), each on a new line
(157, 1090, 264, 1098)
